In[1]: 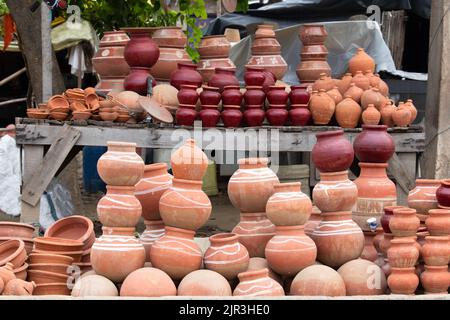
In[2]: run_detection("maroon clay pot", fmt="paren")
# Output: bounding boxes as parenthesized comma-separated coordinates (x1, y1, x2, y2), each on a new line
(353, 125, 395, 163)
(222, 86, 243, 105)
(381, 206, 406, 233)
(244, 86, 265, 106)
(200, 86, 221, 105)
(266, 86, 289, 105)
(199, 105, 220, 128)
(177, 84, 199, 105)
(290, 85, 310, 104)
(244, 106, 265, 127)
(244, 67, 276, 93)
(312, 130, 354, 172)
(175, 104, 197, 126)
(122, 28, 160, 68)
(436, 179, 450, 208)
(170, 63, 203, 90)
(221, 105, 243, 128)
(289, 104, 311, 126)
(123, 67, 156, 95)
(244, 67, 265, 86)
(208, 68, 239, 93)
(266, 105, 288, 126)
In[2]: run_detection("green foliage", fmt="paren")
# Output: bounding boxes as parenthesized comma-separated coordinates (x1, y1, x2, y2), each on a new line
(236, 0, 249, 13)
(0, 0, 8, 16)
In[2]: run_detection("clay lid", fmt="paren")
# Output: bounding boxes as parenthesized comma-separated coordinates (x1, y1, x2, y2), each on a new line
(138, 95, 173, 123)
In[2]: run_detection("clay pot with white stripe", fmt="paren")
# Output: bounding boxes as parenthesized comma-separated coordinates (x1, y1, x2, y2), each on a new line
(233, 268, 285, 297)
(170, 139, 209, 181)
(135, 163, 173, 221)
(407, 179, 441, 222)
(140, 220, 165, 262)
(97, 186, 142, 227)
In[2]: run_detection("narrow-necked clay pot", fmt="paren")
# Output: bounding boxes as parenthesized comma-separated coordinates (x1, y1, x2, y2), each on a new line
(404, 99, 418, 124)
(361, 87, 384, 110)
(312, 73, 335, 92)
(421, 236, 450, 266)
(326, 86, 343, 105)
(309, 89, 335, 125)
(348, 48, 375, 76)
(387, 267, 419, 294)
(97, 186, 142, 227)
(352, 71, 371, 91)
(290, 264, 346, 296)
(408, 179, 441, 221)
(387, 238, 419, 268)
(353, 125, 395, 163)
(170, 138, 209, 181)
(389, 208, 420, 237)
(337, 259, 386, 295)
(392, 105, 412, 127)
(0, 263, 16, 285)
(233, 268, 285, 296)
(343, 83, 363, 103)
(178, 269, 232, 296)
(380, 100, 396, 127)
(426, 209, 450, 236)
(335, 96, 361, 128)
(420, 265, 450, 294)
(312, 130, 354, 172)
(362, 104, 381, 125)
(305, 208, 322, 238)
(337, 73, 353, 95)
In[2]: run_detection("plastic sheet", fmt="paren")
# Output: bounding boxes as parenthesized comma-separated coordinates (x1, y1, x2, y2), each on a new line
(0, 135, 21, 216)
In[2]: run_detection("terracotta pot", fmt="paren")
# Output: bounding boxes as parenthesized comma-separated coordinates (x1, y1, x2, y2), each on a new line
(246, 257, 282, 284)
(360, 231, 378, 261)
(312, 73, 335, 92)
(28, 253, 73, 265)
(289, 84, 310, 104)
(348, 48, 375, 76)
(426, 209, 450, 236)
(178, 269, 232, 296)
(362, 104, 381, 125)
(45, 215, 94, 251)
(299, 24, 328, 44)
(92, 32, 130, 78)
(313, 170, 357, 213)
(152, 26, 187, 48)
(311, 130, 354, 172)
(0, 239, 27, 269)
(421, 236, 450, 266)
(290, 264, 346, 296)
(389, 208, 420, 237)
(266, 182, 312, 226)
(380, 101, 396, 127)
(266, 86, 288, 105)
(244, 67, 265, 86)
(208, 68, 239, 93)
(150, 226, 203, 280)
(27, 269, 69, 285)
(246, 54, 287, 81)
(343, 83, 363, 103)
(420, 265, 450, 294)
(122, 27, 159, 68)
(0, 262, 15, 286)
(326, 86, 343, 105)
(199, 105, 221, 127)
(28, 263, 70, 275)
(175, 104, 197, 126)
(289, 104, 311, 126)
(177, 84, 199, 105)
(265, 225, 317, 276)
(388, 267, 419, 294)
(135, 163, 173, 221)
(337, 259, 387, 295)
(228, 157, 279, 213)
(197, 58, 236, 83)
(170, 138, 208, 181)
(233, 268, 285, 296)
(408, 179, 441, 220)
(204, 233, 250, 280)
(140, 220, 165, 262)
(221, 105, 243, 128)
(244, 106, 265, 127)
(404, 99, 418, 124)
(305, 208, 322, 238)
(159, 178, 212, 230)
(198, 35, 231, 58)
(97, 141, 144, 186)
(170, 63, 203, 90)
(232, 213, 276, 258)
(361, 87, 383, 110)
(34, 283, 71, 296)
(123, 67, 156, 95)
(34, 237, 84, 252)
(0, 222, 34, 239)
(97, 186, 142, 227)
(335, 96, 361, 128)
(436, 179, 450, 207)
(392, 105, 412, 127)
(2, 278, 35, 296)
(387, 238, 419, 268)
(353, 125, 395, 163)
(120, 267, 177, 297)
(200, 86, 221, 105)
(266, 105, 288, 126)
(337, 73, 353, 95)
(300, 43, 328, 60)
(244, 86, 265, 106)
(309, 89, 335, 125)
(72, 274, 118, 297)
(379, 233, 394, 258)
(381, 206, 406, 233)
(222, 85, 243, 105)
(296, 59, 331, 84)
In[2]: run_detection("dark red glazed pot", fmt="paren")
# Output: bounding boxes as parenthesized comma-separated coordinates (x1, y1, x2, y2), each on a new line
(290, 85, 310, 104)
(381, 206, 406, 233)
(199, 105, 220, 128)
(244, 67, 265, 86)
(244, 67, 276, 93)
(123, 67, 156, 95)
(177, 84, 199, 105)
(289, 104, 311, 126)
(200, 86, 221, 106)
(175, 104, 197, 126)
(122, 28, 160, 68)
(170, 63, 203, 90)
(436, 179, 450, 208)
(266, 105, 288, 126)
(244, 106, 265, 127)
(221, 105, 243, 128)
(312, 130, 354, 172)
(266, 86, 289, 105)
(208, 67, 239, 93)
(222, 86, 243, 105)
(353, 125, 395, 163)
(244, 86, 266, 106)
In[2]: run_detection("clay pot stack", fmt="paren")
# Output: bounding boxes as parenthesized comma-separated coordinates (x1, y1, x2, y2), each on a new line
(289, 84, 311, 126)
(243, 85, 266, 127)
(199, 86, 222, 127)
(266, 86, 289, 126)
(198, 35, 236, 83)
(0, 222, 35, 255)
(379, 206, 405, 277)
(311, 130, 364, 268)
(221, 85, 244, 128)
(176, 84, 199, 126)
(0, 239, 29, 282)
(408, 179, 441, 225)
(246, 24, 287, 81)
(91, 141, 146, 283)
(150, 139, 211, 281)
(0, 262, 36, 296)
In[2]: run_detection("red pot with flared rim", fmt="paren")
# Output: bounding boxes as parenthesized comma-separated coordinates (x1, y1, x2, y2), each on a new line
(123, 67, 156, 95)
(436, 179, 450, 208)
(387, 238, 419, 268)
(122, 27, 160, 68)
(266, 105, 288, 126)
(381, 206, 406, 234)
(289, 104, 311, 126)
(222, 85, 243, 105)
(266, 86, 288, 105)
(244, 86, 265, 106)
(289, 85, 310, 104)
(208, 67, 239, 93)
(221, 105, 242, 128)
(200, 86, 221, 105)
(426, 208, 450, 236)
(244, 67, 265, 86)
(199, 105, 221, 128)
(170, 63, 203, 90)
(175, 104, 197, 126)
(389, 208, 420, 237)
(311, 129, 354, 172)
(244, 107, 265, 127)
(177, 84, 199, 105)
(353, 125, 395, 163)
(244, 67, 276, 93)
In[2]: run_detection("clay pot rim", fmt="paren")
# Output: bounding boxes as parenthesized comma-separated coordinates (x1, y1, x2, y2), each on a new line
(27, 269, 70, 280)
(318, 170, 349, 178)
(180, 84, 199, 90)
(209, 232, 238, 243)
(44, 215, 94, 245)
(268, 104, 287, 108)
(0, 222, 35, 232)
(273, 182, 301, 191)
(390, 238, 415, 245)
(238, 157, 269, 166)
(120, 27, 159, 34)
(72, 111, 92, 115)
(240, 212, 268, 218)
(245, 66, 265, 72)
(201, 85, 220, 92)
(222, 105, 241, 109)
(390, 267, 415, 273)
(423, 265, 448, 271)
(144, 219, 164, 227)
(102, 226, 136, 233)
(428, 209, 450, 215)
(144, 162, 168, 172)
(215, 67, 236, 73)
(237, 268, 269, 281)
(275, 225, 305, 232)
(0, 239, 25, 266)
(245, 85, 264, 90)
(177, 62, 198, 69)
(201, 105, 219, 109)
(425, 235, 450, 242)
(28, 253, 74, 264)
(105, 185, 136, 192)
(29, 262, 71, 269)
(201, 34, 227, 39)
(172, 178, 203, 186)
(440, 179, 450, 186)
(361, 124, 388, 131)
(107, 141, 137, 148)
(315, 129, 344, 139)
(415, 179, 442, 185)
(384, 205, 407, 214)
(73, 262, 92, 267)
(35, 237, 84, 248)
(268, 86, 286, 90)
(359, 162, 388, 168)
(165, 226, 195, 237)
(129, 66, 151, 71)
(290, 104, 309, 108)
(178, 104, 197, 109)
(393, 208, 417, 215)
(223, 85, 241, 90)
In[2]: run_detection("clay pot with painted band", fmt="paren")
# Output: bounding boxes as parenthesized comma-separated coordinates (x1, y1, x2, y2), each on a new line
(408, 179, 441, 221)
(387, 238, 419, 268)
(389, 208, 420, 237)
(140, 220, 165, 262)
(97, 186, 142, 227)
(233, 268, 285, 297)
(170, 138, 209, 181)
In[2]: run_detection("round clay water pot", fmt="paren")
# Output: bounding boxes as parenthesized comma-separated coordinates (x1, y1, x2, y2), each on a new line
(353, 125, 395, 163)
(204, 233, 249, 280)
(97, 141, 144, 186)
(266, 182, 312, 226)
(312, 73, 335, 92)
(289, 84, 310, 104)
(290, 264, 346, 296)
(389, 208, 420, 237)
(266, 105, 288, 126)
(426, 209, 450, 236)
(221, 105, 243, 128)
(313, 170, 357, 212)
(175, 104, 197, 126)
(336, 73, 353, 95)
(361, 87, 384, 110)
(178, 269, 232, 296)
(392, 104, 412, 127)
(244, 86, 266, 105)
(344, 83, 363, 103)
(199, 105, 221, 127)
(244, 67, 265, 86)
(246, 257, 282, 284)
(387, 267, 419, 295)
(436, 179, 450, 208)
(200, 86, 221, 105)
(170, 138, 209, 181)
(232, 213, 276, 258)
(228, 157, 279, 213)
(408, 179, 441, 219)
(0, 222, 34, 239)
(72, 274, 118, 297)
(159, 178, 212, 231)
(312, 211, 364, 268)
(177, 84, 199, 105)
(170, 63, 203, 90)
(309, 89, 335, 125)
(135, 163, 173, 221)
(289, 104, 311, 126)
(123, 67, 156, 95)
(244, 106, 265, 126)
(0, 239, 27, 269)
(349, 48, 375, 76)
(380, 206, 405, 234)
(90, 234, 145, 283)
(387, 238, 419, 268)
(140, 220, 165, 262)
(266, 86, 288, 105)
(150, 226, 203, 280)
(233, 268, 285, 297)
(120, 267, 176, 297)
(352, 71, 371, 91)
(208, 67, 239, 93)
(222, 85, 243, 105)
(122, 27, 160, 68)
(311, 130, 354, 172)
(305, 209, 322, 238)
(97, 186, 142, 227)
(421, 236, 450, 266)
(420, 265, 450, 294)
(265, 225, 317, 276)
(361, 104, 381, 125)
(337, 259, 387, 295)
(335, 96, 361, 128)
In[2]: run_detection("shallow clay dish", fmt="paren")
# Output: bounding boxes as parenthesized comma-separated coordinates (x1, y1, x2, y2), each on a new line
(72, 111, 92, 121)
(29, 263, 72, 276)
(116, 115, 131, 123)
(27, 110, 49, 119)
(34, 237, 84, 252)
(13, 262, 28, 280)
(99, 111, 119, 121)
(28, 253, 74, 265)
(27, 269, 70, 285)
(49, 112, 68, 121)
(48, 95, 69, 110)
(0, 239, 27, 268)
(0, 222, 35, 239)
(34, 283, 71, 295)
(44, 215, 94, 250)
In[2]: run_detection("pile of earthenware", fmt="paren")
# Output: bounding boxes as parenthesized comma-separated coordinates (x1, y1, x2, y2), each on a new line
(197, 35, 235, 83)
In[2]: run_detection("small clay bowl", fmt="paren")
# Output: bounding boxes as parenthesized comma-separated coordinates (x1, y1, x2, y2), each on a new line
(49, 112, 68, 121)
(99, 111, 119, 122)
(0, 222, 35, 238)
(13, 262, 28, 280)
(48, 95, 69, 110)
(98, 98, 116, 109)
(32, 249, 83, 263)
(44, 215, 94, 251)
(34, 283, 71, 295)
(28, 253, 74, 265)
(38, 103, 48, 110)
(29, 263, 71, 276)
(27, 269, 69, 285)
(0, 239, 27, 269)
(116, 115, 131, 123)
(34, 237, 84, 252)
(70, 101, 88, 112)
(48, 107, 70, 114)
(72, 111, 92, 121)
(27, 111, 49, 119)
